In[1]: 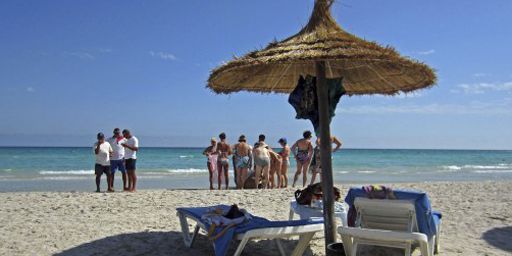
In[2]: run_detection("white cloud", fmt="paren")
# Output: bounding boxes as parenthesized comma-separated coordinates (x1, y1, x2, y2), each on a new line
(454, 81, 512, 94)
(338, 101, 511, 115)
(26, 87, 35, 93)
(369, 92, 424, 99)
(416, 49, 435, 55)
(395, 92, 423, 99)
(149, 51, 177, 61)
(98, 48, 112, 53)
(64, 51, 95, 60)
(472, 73, 490, 78)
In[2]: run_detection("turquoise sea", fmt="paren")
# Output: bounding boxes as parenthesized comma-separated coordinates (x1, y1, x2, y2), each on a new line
(0, 147, 511, 192)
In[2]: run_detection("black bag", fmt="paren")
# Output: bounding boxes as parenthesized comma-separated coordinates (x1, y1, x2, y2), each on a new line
(295, 183, 341, 205)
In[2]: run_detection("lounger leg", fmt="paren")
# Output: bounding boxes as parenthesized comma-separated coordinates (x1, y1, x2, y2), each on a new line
(351, 240, 358, 256)
(291, 232, 315, 256)
(288, 208, 294, 220)
(418, 238, 430, 256)
(178, 213, 199, 248)
(340, 234, 353, 256)
(404, 243, 411, 256)
(435, 220, 441, 254)
(234, 237, 250, 256)
(190, 225, 200, 248)
(275, 239, 286, 256)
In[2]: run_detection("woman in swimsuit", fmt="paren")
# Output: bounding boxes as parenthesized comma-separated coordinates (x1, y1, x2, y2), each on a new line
(216, 133, 232, 190)
(310, 136, 342, 185)
(291, 131, 314, 187)
(233, 135, 252, 189)
(253, 142, 271, 189)
(203, 138, 218, 190)
(278, 138, 291, 188)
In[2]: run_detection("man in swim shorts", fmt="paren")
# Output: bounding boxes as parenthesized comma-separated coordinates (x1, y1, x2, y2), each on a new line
(310, 136, 343, 184)
(94, 132, 113, 192)
(233, 135, 252, 189)
(121, 129, 139, 192)
(107, 128, 127, 191)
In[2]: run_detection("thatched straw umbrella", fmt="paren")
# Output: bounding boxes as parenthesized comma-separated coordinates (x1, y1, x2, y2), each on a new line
(208, 0, 436, 253)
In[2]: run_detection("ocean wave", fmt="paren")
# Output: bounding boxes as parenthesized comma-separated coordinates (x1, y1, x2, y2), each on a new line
(1, 169, 13, 172)
(440, 164, 511, 171)
(138, 175, 167, 179)
(39, 170, 94, 175)
(464, 165, 511, 169)
(389, 171, 408, 175)
(167, 168, 208, 173)
(442, 165, 462, 171)
(179, 155, 194, 158)
(473, 170, 512, 174)
(38, 176, 89, 181)
(357, 170, 376, 174)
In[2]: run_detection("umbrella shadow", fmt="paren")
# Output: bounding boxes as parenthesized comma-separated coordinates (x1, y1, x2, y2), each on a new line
(482, 226, 512, 252)
(53, 231, 315, 256)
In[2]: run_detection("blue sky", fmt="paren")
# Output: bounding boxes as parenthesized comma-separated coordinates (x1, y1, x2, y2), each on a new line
(0, 0, 511, 149)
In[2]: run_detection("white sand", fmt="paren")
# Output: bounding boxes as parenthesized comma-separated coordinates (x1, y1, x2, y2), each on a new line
(0, 181, 511, 256)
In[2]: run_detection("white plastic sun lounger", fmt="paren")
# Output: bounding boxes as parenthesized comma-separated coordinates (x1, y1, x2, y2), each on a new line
(338, 197, 441, 256)
(177, 206, 324, 256)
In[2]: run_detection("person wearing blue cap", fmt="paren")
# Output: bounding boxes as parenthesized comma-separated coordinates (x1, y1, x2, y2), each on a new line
(94, 132, 113, 192)
(278, 138, 291, 188)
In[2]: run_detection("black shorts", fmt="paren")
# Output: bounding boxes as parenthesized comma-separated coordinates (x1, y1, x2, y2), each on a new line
(125, 158, 137, 170)
(95, 164, 111, 175)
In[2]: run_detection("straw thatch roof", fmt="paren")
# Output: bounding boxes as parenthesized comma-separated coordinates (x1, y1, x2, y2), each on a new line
(207, 0, 436, 95)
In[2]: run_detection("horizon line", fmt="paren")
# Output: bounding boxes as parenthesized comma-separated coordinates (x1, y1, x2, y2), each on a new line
(0, 146, 510, 151)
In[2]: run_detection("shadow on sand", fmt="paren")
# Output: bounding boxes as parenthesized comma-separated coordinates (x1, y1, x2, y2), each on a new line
(482, 226, 512, 253)
(53, 231, 315, 256)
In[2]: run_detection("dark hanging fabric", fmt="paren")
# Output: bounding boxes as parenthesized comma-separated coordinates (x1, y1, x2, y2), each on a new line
(288, 75, 345, 134)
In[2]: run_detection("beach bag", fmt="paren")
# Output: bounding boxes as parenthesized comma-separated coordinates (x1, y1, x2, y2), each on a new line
(243, 171, 260, 189)
(295, 183, 341, 205)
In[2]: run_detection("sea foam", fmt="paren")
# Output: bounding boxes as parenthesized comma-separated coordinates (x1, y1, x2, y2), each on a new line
(166, 168, 209, 173)
(39, 170, 94, 175)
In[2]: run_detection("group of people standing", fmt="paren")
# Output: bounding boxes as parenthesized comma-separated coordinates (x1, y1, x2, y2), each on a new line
(93, 128, 139, 192)
(203, 131, 342, 190)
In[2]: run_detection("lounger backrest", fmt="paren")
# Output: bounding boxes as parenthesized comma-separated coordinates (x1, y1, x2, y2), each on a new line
(354, 198, 418, 232)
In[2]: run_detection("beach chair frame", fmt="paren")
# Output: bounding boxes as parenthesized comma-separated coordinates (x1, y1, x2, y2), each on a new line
(338, 198, 441, 256)
(177, 211, 324, 256)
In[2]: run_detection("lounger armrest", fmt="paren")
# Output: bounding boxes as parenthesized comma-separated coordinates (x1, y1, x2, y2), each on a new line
(338, 226, 432, 256)
(338, 226, 428, 243)
(236, 223, 324, 240)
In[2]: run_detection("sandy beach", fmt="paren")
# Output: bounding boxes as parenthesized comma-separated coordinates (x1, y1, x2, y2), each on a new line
(0, 181, 510, 256)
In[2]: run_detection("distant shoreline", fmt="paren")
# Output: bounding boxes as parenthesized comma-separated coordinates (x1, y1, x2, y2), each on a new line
(0, 146, 511, 151)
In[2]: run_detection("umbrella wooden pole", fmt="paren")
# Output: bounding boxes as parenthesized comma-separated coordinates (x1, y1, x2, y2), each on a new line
(316, 60, 336, 254)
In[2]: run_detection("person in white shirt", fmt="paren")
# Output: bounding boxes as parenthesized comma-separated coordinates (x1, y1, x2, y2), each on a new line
(94, 132, 113, 192)
(107, 128, 128, 191)
(121, 129, 139, 192)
